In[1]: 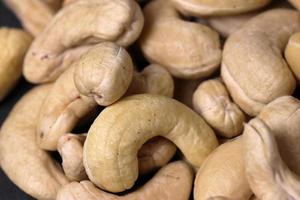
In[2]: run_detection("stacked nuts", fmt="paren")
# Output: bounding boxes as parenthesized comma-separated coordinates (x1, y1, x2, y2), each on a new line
(0, 0, 300, 199)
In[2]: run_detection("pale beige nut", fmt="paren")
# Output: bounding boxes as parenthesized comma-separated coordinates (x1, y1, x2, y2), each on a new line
(62, 0, 77, 6)
(193, 78, 245, 138)
(222, 9, 298, 116)
(126, 64, 174, 98)
(57, 161, 193, 200)
(139, 0, 221, 79)
(194, 137, 252, 200)
(288, 0, 300, 10)
(285, 32, 300, 83)
(0, 28, 32, 102)
(169, 0, 271, 16)
(243, 118, 300, 200)
(83, 94, 218, 192)
(23, 0, 144, 83)
(0, 85, 69, 200)
(3, 0, 57, 36)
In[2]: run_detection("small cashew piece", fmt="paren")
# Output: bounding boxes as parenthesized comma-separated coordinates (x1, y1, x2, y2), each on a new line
(57, 161, 193, 200)
(83, 94, 218, 192)
(0, 28, 32, 102)
(0, 85, 69, 200)
(285, 32, 300, 83)
(222, 9, 298, 116)
(243, 118, 300, 200)
(193, 78, 246, 138)
(23, 0, 144, 83)
(139, 0, 221, 79)
(194, 137, 252, 200)
(169, 0, 271, 16)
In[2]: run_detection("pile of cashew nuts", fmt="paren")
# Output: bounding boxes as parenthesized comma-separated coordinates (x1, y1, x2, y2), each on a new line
(1, 0, 300, 199)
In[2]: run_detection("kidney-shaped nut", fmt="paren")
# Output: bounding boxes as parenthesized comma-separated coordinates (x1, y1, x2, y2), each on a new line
(222, 9, 298, 116)
(0, 85, 69, 200)
(193, 78, 246, 138)
(23, 0, 144, 83)
(0, 28, 32, 102)
(194, 137, 252, 200)
(83, 94, 218, 192)
(57, 161, 193, 200)
(243, 118, 300, 200)
(127, 64, 174, 98)
(285, 32, 300, 83)
(139, 0, 221, 79)
(74, 42, 134, 106)
(169, 0, 271, 16)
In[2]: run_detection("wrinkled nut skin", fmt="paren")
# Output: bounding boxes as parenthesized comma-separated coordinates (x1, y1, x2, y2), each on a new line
(84, 94, 218, 192)
(58, 134, 88, 182)
(0, 85, 69, 200)
(23, 0, 144, 83)
(257, 96, 300, 175)
(139, 0, 221, 79)
(222, 9, 298, 116)
(170, 0, 271, 16)
(74, 42, 134, 106)
(243, 118, 300, 200)
(285, 32, 300, 83)
(193, 78, 245, 138)
(57, 161, 193, 200)
(194, 137, 252, 200)
(3, 0, 57, 36)
(127, 64, 174, 98)
(0, 28, 32, 102)
(37, 66, 97, 151)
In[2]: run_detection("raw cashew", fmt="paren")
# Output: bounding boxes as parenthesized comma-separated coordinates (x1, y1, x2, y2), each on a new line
(23, 0, 144, 83)
(285, 32, 300, 82)
(3, 0, 57, 36)
(139, 0, 221, 79)
(169, 0, 271, 16)
(193, 78, 245, 138)
(194, 137, 252, 200)
(57, 161, 193, 200)
(243, 118, 300, 200)
(58, 134, 88, 182)
(126, 64, 174, 98)
(0, 85, 69, 200)
(83, 94, 218, 192)
(289, 0, 300, 10)
(0, 28, 32, 102)
(222, 9, 298, 116)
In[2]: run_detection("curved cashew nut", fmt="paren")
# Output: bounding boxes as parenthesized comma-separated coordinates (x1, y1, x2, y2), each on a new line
(57, 161, 193, 200)
(285, 32, 300, 83)
(222, 9, 298, 116)
(0, 28, 32, 102)
(126, 64, 174, 98)
(23, 0, 144, 83)
(193, 78, 245, 138)
(194, 137, 252, 200)
(0, 85, 69, 200)
(139, 0, 221, 79)
(243, 118, 300, 200)
(169, 0, 271, 16)
(83, 94, 218, 192)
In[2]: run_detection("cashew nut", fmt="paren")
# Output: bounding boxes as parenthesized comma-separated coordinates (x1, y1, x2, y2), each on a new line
(23, 0, 144, 83)
(139, 0, 221, 79)
(222, 9, 298, 116)
(289, 0, 300, 10)
(243, 118, 300, 200)
(285, 32, 300, 83)
(194, 137, 252, 200)
(83, 94, 218, 192)
(0, 85, 69, 200)
(0, 28, 32, 102)
(57, 161, 193, 200)
(193, 78, 246, 138)
(169, 0, 271, 16)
